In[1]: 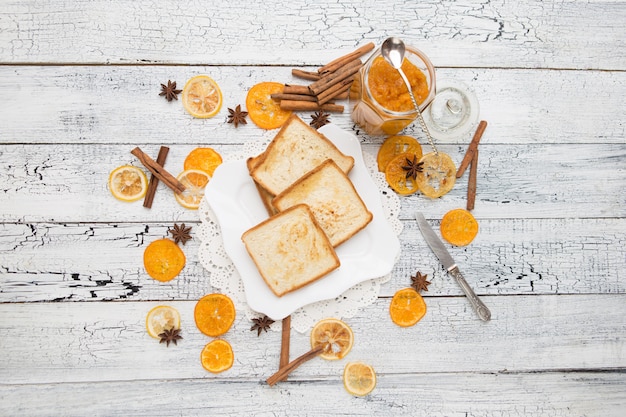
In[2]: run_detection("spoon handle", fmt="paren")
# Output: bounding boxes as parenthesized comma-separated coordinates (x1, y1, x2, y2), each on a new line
(397, 68, 438, 154)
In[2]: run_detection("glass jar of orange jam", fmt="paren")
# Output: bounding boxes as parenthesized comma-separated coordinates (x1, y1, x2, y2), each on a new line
(349, 44, 436, 136)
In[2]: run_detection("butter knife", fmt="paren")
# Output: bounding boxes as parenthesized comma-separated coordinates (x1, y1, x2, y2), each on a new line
(415, 212, 491, 321)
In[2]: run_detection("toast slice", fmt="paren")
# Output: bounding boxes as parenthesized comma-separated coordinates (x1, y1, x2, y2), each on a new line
(272, 159, 373, 247)
(250, 114, 354, 196)
(241, 204, 340, 297)
(246, 155, 277, 216)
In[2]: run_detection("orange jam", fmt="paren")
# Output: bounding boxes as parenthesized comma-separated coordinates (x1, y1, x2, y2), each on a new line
(367, 56, 429, 112)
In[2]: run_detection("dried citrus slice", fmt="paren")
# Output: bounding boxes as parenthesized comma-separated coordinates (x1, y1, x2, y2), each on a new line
(384, 152, 421, 195)
(389, 288, 427, 327)
(246, 81, 292, 129)
(440, 208, 479, 246)
(108, 165, 148, 202)
(416, 152, 457, 198)
(194, 293, 236, 337)
(310, 318, 354, 360)
(377, 135, 423, 172)
(343, 362, 377, 396)
(143, 238, 186, 282)
(200, 339, 234, 373)
(183, 147, 223, 176)
(145, 305, 181, 338)
(181, 75, 223, 118)
(174, 169, 210, 210)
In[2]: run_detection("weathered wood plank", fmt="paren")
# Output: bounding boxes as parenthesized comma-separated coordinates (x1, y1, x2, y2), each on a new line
(1, 372, 624, 417)
(0, 295, 624, 385)
(0, 0, 624, 70)
(0, 143, 624, 223)
(0, 218, 624, 303)
(0, 66, 624, 145)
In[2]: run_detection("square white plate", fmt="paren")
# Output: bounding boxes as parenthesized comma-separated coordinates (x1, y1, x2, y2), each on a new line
(204, 124, 400, 320)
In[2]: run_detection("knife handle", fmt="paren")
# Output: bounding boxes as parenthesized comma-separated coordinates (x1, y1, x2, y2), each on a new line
(449, 267, 491, 321)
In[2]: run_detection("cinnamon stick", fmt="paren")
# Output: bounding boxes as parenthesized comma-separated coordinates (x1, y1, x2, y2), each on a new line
(280, 315, 291, 379)
(271, 93, 317, 102)
(457, 120, 487, 178)
(266, 344, 324, 386)
(317, 77, 354, 105)
(291, 69, 321, 81)
(143, 146, 169, 208)
(309, 58, 362, 96)
(279, 100, 344, 113)
(283, 85, 313, 96)
(467, 149, 478, 211)
(131, 147, 185, 194)
(318, 42, 375, 74)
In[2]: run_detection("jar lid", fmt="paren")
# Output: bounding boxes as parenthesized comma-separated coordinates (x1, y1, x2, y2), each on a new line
(422, 80, 480, 141)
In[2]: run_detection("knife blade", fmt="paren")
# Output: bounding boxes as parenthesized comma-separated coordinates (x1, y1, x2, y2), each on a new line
(415, 212, 491, 321)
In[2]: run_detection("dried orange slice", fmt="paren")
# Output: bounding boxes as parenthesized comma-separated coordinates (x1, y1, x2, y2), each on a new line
(108, 165, 148, 202)
(143, 238, 186, 282)
(389, 288, 427, 327)
(183, 147, 223, 177)
(174, 169, 210, 210)
(440, 208, 479, 246)
(377, 135, 423, 172)
(343, 362, 376, 396)
(416, 152, 457, 198)
(200, 339, 234, 373)
(182, 75, 223, 118)
(310, 318, 354, 360)
(194, 293, 236, 337)
(384, 152, 421, 195)
(246, 81, 292, 129)
(145, 305, 181, 338)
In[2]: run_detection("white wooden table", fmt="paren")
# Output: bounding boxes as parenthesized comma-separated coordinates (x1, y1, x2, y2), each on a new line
(1, 1, 625, 415)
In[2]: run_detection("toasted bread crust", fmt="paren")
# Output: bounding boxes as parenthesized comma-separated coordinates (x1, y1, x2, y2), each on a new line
(250, 114, 354, 196)
(272, 159, 373, 247)
(241, 204, 340, 297)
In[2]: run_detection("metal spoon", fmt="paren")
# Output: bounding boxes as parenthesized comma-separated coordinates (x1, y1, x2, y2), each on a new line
(381, 37, 437, 154)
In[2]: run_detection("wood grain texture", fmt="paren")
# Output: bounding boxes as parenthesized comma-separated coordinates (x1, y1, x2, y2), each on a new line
(0, 66, 624, 145)
(1, 372, 625, 417)
(0, 295, 624, 384)
(0, 0, 624, 70)
(0, 218, 624, 303)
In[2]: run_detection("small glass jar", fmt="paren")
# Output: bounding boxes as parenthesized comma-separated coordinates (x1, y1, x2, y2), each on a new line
(349, 44, 436, 136)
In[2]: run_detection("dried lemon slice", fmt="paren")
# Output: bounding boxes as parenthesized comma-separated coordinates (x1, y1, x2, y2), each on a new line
(174, 169, 210, 210)
(182, 75, 223, 118)
(200, 339, 234, 373)
(310, 318, 354, 360)
(440, 208, 479, 246)
(343, 362, 377, 396)
(416, 152, 456, 198)
(145, 305, 181, 338)
(108, 165, 148, 202)
(246, 82, 292, 130)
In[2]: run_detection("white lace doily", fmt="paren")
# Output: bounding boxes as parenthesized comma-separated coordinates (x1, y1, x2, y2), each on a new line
(197, 127, 402, 333)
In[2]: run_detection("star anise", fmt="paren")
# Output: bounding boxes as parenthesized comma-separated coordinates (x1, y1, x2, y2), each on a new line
(227, 105, 248, 127)
(250, 315, 275, 336)
(169, 223, 192, 245)
(158, 328, 183, 347)
(310, 111, 330, 129)
(402, 154, 424, 180)
(410, 271, 431, 293)
(159, 80, 182, 102)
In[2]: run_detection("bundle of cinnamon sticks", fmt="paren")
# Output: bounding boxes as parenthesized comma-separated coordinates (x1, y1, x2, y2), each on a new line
(271, 42, 375, 113)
